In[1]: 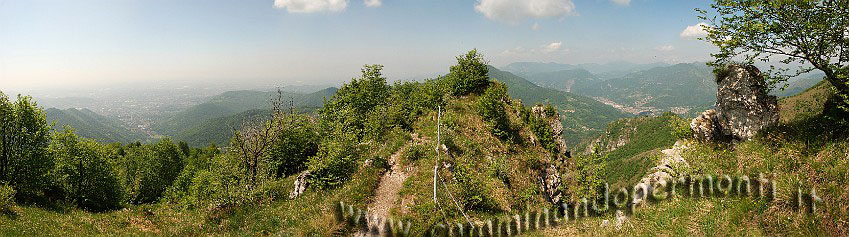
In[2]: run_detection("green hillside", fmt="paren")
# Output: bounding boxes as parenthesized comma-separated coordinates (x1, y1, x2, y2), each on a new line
(170, 109, 272, 147)
(774, 73, 825, 97)
(46, 108, 148, 143)
(579, 113, 689, 189)
(154, 88, 335, 143)
(488, 66, 629, 146)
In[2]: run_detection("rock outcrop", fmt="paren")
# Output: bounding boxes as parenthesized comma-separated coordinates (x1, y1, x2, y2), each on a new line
(531, 105, 570, 204)
(289, 171, 310, 199)
(715, 64, 779, 140)
(632, 140, 691, 206)
(539, 164, 564, 204)
(690, 109, 720, 143)
(690, 64, 779, 142)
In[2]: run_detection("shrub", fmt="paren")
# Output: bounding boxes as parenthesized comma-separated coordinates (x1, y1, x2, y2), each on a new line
(572, 150, 607, 200)
(528, 113, 557, 154)
(0, 183, 14, 213)
(402, 144, 430, 162)
(319, 64, 390, 139)
(453, 161, 497, 211)
(670, 114, 694, 139)
(307, 131, 359, 189)
(267, 114, 319, 178)
(447, 49, 490, 96)
(50, 129, 123, 211)
(476, 81, 512, 140)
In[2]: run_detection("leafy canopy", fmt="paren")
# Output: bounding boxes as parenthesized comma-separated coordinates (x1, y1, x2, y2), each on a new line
(699, 0, 849, 109)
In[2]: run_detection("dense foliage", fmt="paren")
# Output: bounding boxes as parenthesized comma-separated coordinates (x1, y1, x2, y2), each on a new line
(699, 0, 849, 111)
(50, 128, 124, 211)
(115, 139, 184, 204)
(0, 93, 52, 201)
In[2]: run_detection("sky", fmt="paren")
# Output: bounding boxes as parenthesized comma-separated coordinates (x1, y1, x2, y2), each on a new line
(0, 0, 716, 91)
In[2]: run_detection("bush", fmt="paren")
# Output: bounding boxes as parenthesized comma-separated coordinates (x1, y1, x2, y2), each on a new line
(528, 112, 557, 154)
(267, 114, 319, 178)
(572, 151, 607, 200)
(453, 161, 497, 211)
(476, 81, 512, 140)
(402, 144, 430, 162)
(669, 113, 694, 139)
(307, 131, 359, 189)
(319, 64, 390, 139)
(50, 129, 123, 211)
(448, 49, 490, 96)
(0, 183, 14, 213)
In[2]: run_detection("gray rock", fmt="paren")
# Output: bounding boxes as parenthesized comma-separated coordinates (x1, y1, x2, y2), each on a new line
(690, 109, 720, 143)
(714, 64, 779, 141)
(540, 164, 564, 204)
(289, 170, 310, 199)
(634, 141, 690, 206)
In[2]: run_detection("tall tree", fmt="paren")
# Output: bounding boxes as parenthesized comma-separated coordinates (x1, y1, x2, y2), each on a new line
(0, 93, 53, 199)
(699, 0, 849, 109)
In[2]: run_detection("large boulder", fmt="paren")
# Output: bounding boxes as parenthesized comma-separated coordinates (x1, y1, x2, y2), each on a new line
(714, 64, 779, 141)
(289, 171, 310, 199)
(690, 64, 779, 142)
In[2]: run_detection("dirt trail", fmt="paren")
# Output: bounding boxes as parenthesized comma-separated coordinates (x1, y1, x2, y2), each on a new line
(369, 147, 410, 218)
(354, 135, 424, 236)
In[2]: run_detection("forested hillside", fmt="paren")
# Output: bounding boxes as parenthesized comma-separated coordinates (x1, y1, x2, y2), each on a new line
(488, 66, 629, 145)
(46, 108, 148, 143)
(154, 87, 335, 146)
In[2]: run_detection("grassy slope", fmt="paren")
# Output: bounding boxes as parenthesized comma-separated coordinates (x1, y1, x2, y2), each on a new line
(581, 114, 687, 189)
(533, 81, 849, 236)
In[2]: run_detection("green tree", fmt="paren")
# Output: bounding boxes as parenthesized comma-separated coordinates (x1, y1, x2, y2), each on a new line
(0, 93, 53, 200)
(116, 139, 184, 204)
(699, 0, 849, 109)
(448, 49, 490, 96)
(50, 128, 123, 211)
(319, 64, 390, 139)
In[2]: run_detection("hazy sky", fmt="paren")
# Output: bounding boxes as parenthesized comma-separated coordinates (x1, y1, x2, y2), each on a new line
(1, 0, 715, 91)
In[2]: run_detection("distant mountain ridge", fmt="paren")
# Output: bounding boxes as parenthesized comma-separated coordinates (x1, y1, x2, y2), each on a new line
(577, 63, 716, 112)
(522, 68, 598, 92)
(503, 61, 670, 78)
